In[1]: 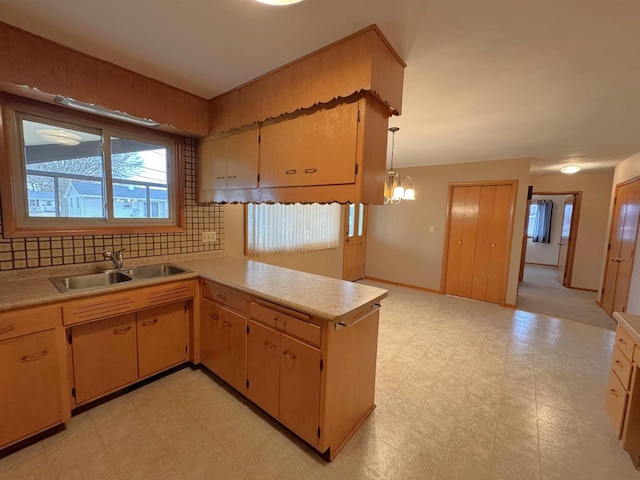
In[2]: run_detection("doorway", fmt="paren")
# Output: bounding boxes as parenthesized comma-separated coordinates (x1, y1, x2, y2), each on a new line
(342, 203, 367, 281)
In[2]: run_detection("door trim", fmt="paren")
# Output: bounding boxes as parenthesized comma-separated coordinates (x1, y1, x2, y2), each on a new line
(440, 179, 518, 306)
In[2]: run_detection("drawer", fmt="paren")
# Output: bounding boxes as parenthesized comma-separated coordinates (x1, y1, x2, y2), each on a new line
(250, 302, 321, 347)
(201, 280, 249, 313)
(615, 326, 635, 361)
(612, 345, 633, 390)
(605, 368, 629, 439)
(0, 304, 61, 340)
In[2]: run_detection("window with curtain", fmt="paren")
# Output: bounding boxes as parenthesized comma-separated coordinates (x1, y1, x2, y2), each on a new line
(531, 200, 553, 243)
(246, 203, 341, 257)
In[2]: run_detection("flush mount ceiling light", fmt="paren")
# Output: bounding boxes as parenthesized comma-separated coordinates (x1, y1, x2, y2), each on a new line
(255, 0, 304, 5)
(36, 129, 82, 146)
(384, 127, 415, 204)
(54, 96, 161, 127)
(560, 165, 581, 174)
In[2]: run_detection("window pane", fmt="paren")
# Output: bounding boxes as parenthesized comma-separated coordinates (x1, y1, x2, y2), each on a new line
(357, 203, 364, 236)
(348, 204, 355, 237)
(527, 204, 538, 236)
(111, 137, 169, 220)
(22, 119, 103, 218)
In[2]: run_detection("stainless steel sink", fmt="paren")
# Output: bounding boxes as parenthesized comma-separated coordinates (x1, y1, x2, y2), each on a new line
(50, 263, 191, 293)
(124, 264, 189, 278)
(50, 271, 132, 293)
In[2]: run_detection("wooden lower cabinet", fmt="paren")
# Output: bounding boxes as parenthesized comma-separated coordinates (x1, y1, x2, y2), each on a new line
(71, 301, 190, 405)
(71, 314, 138, 404)
(137, 303, 189, 378)
(279, 334, 321, 445)
(200, 299, 247, 394)
(0, 329, 65, 448)
(247, 320, 280, 418)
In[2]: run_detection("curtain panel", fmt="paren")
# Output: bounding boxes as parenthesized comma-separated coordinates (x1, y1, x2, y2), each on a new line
(246, 203, 341, 257)
(532, 200, 553, 243)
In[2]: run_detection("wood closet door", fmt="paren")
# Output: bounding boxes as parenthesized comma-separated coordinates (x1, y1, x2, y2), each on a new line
(445, 186, 481, 298)
(471, 185, 513, 304)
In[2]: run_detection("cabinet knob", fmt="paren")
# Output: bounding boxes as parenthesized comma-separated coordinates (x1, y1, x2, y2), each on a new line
(211, 314, 219, 320)
(223, 321, 232, 327)
(264, 341, 276, 349)
(142, 319, 158, 327)
(304, 168, 317, 174)
(218, 294, 226, 300)
(0, 324, 16, 335)
(283, 351, 296, 360)
(21, 350, 48, 362)
(114, 326, 132, 335)
(457, 241, 462, 245)
(491, 243, 496, 247)
(285, 169, 297, 175)
(615, 360, 624, 368)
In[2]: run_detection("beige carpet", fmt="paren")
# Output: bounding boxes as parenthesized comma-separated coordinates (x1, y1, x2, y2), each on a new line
(517, 264, 616, 329)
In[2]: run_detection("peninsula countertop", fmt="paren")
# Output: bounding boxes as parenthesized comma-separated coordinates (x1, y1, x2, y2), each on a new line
(614, 312, 640, 344)
(0, 255, 388, 323)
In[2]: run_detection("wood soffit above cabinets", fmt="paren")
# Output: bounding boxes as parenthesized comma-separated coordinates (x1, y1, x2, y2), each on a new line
(0, 22, 405, 139)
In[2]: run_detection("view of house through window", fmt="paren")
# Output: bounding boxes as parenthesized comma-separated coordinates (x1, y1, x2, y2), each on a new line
(22, 119, 170, 221)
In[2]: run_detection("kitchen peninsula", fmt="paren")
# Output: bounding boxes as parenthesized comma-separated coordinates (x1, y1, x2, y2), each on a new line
(0, 255, 387, 460)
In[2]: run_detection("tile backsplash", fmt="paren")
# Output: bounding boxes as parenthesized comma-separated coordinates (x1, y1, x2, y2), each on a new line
(0, 138, 223, 271)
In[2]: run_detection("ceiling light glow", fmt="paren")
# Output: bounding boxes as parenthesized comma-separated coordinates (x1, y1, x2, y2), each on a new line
(255, 0, 304, 5)
(560, 165, 581, 174)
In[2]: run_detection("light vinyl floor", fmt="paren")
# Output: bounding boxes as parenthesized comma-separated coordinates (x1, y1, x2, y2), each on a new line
(1, 281, 638, 480)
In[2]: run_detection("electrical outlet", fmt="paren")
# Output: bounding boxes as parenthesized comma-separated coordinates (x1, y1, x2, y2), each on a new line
(429, 226, 435, 233)
(202, 231, 216, 243)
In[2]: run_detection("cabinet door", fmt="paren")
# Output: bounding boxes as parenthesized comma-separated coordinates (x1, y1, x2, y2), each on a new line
(72, 314, 138, 404)
(606, 368, 629, 438)
(199, 136, 227, 190)
(279, 334, 321, 445)
(226, 129, 259, 189)
(259, 116, 303, 188)
(247, 320, 281, 418)
(299, 102, 359, 186)
(137, 302, 188, 378)
(201, 300, 247, 393)
(0, 330, 63, 448)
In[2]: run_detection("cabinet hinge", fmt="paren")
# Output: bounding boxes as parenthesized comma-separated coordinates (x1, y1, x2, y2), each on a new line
(623, 306, 627, 313)
(185, 345, 188, 354)
(67, 333, 72, 345)
(257, 173, 260, 183)
(608, 243, 611, 250)
(246, 379, 249, 389)
(320, 359, 323, 371)
(247, 325, 250, 334)
(184, 303, 187, 313)
(355, 163, 359, 176)
(258, 134, 261, 144)
(357, 110, 361, 122)
(317, 427, 321, 438)
(71, 387, 76, 398)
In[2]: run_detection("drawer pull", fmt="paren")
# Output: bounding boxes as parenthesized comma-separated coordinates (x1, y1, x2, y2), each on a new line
(275, 317, 287, 326)
(0, 324, 16, 335)
(618, 338, 628, 346)
(615, 360, 624, 368)
(264, 341, 276, 349)
(142, 319, 158, 327)
(304, 168, 317, 174)
(21, 350, 47, 362)
(218, 294, 226, 300)
(210, 314, 219, 320)
(223, 321, 232, 327)
(114, 326, 132, 335)
(283, 351, 296, 360)
(610, 389, 620, 398)
(285, 169, 297, 175)
(227, 175, 237, 179)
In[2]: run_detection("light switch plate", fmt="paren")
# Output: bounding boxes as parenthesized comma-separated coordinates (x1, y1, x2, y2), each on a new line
(202, 231, 217, 243)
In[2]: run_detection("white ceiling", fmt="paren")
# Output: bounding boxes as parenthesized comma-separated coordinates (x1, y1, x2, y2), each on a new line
(1, 0, 639, 174)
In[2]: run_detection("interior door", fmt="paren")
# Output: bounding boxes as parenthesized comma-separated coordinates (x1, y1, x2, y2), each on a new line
(343, 203, 367, 281)
(445, 186, 481, 298)
(603, 185, 629, 314)
(557, 195, 575, 286)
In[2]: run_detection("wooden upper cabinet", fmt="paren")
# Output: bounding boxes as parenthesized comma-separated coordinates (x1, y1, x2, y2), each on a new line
(260, 115, 304, 188)
(198, 128, 259, 197)
(209, 25, 405, 135)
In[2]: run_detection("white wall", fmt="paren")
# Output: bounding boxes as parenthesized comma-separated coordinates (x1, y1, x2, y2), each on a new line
(223, 203, 345, 279)
(524, 194, 569, 266)
(365, 157, 531, 306)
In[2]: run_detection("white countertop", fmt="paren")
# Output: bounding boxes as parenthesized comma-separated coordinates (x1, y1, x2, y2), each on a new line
(0, 254, 388, 323)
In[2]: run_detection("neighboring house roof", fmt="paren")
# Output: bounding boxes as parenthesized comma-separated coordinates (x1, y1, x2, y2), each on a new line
(68, 181, 168, 200)
(27, 191, 54, 201)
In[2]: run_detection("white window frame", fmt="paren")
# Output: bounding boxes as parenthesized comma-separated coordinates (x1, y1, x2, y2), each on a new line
(245, 203, 341, 257)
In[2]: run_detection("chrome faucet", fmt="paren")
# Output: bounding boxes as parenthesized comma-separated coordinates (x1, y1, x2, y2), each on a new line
(103, 248, 125, 270)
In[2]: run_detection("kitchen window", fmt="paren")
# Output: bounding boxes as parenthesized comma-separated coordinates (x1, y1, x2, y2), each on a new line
(0, 96, 184, 237)
(245, 203, 340, 257)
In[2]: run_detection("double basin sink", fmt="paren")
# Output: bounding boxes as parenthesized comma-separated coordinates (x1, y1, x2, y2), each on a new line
(50, 264, 191, 293)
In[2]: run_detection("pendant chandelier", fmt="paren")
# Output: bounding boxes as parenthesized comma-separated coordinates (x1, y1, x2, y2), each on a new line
(384, 127, 415, 204)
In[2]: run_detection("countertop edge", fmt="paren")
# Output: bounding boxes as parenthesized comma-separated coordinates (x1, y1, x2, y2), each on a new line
(614, 312, 640, 344)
